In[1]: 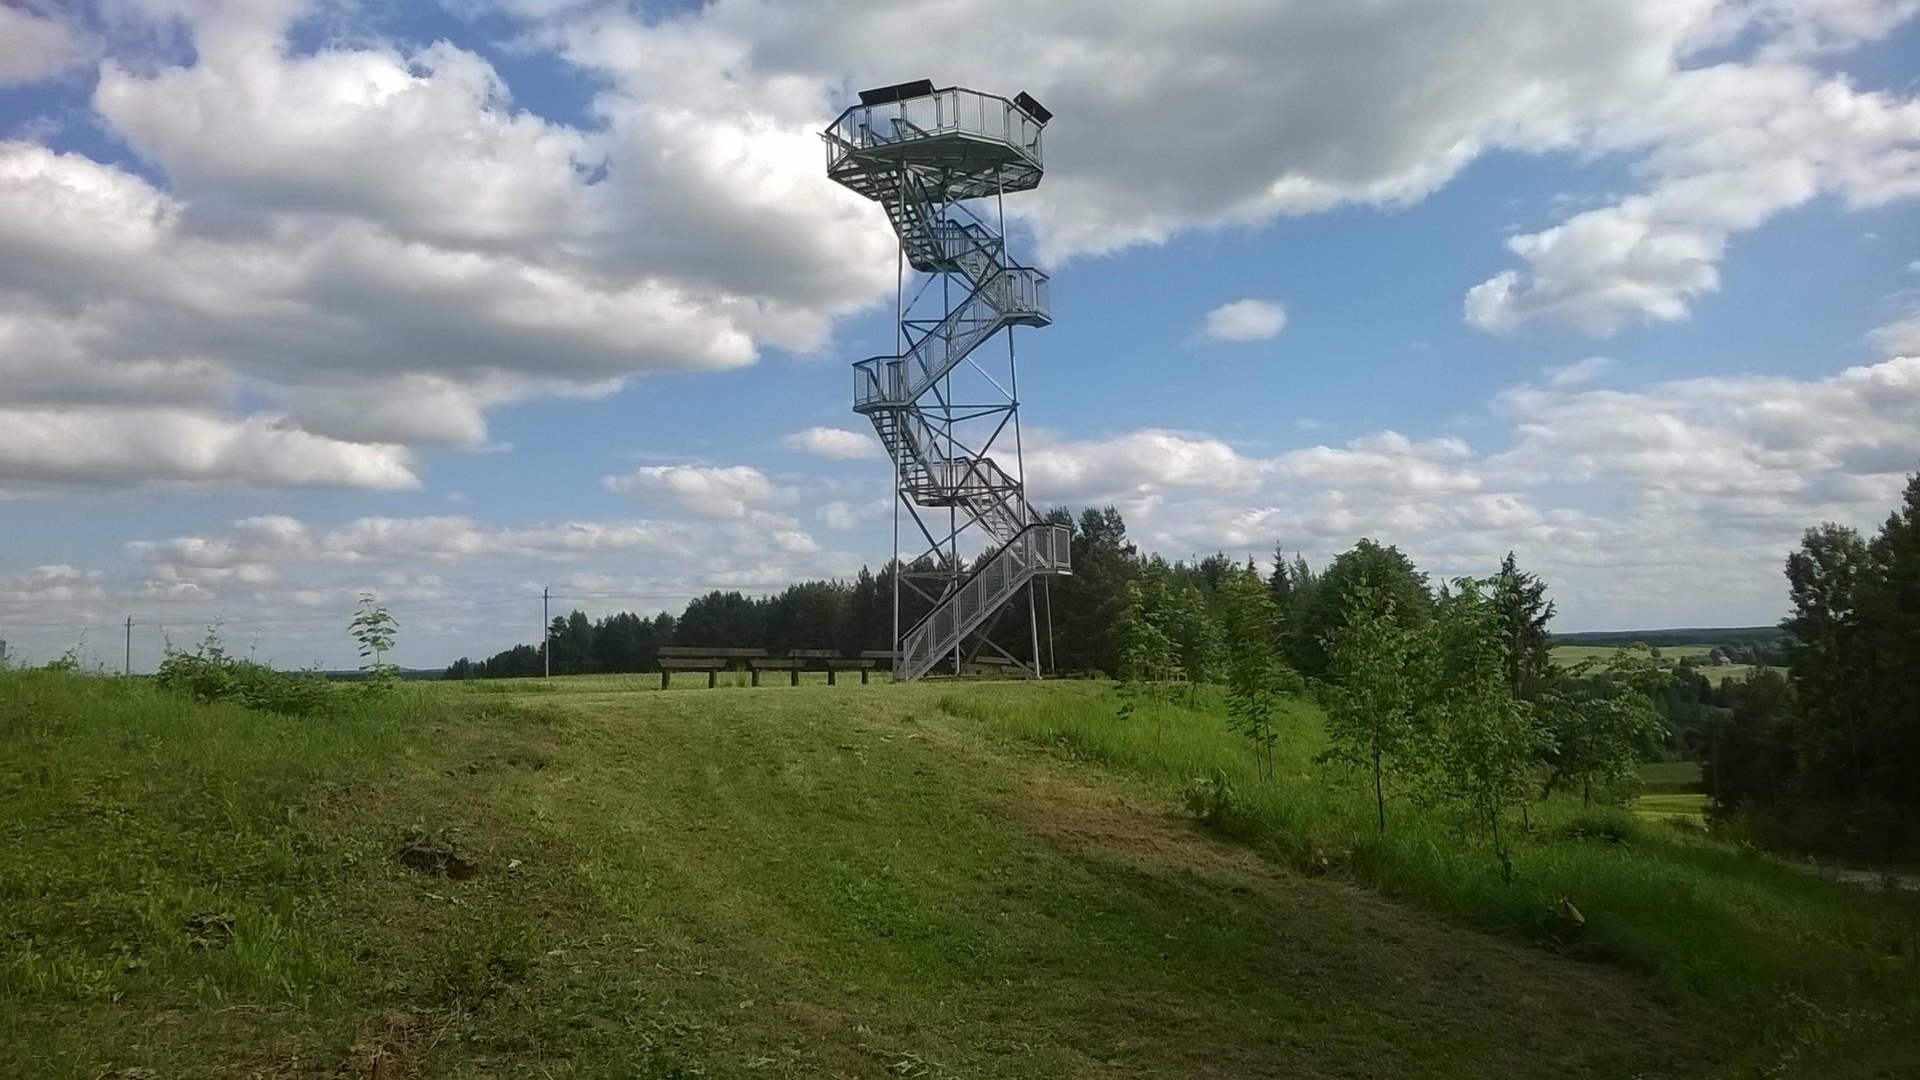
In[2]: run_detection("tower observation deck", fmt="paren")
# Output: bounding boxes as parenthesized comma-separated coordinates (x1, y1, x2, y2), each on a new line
(824, 82, 1071, 681)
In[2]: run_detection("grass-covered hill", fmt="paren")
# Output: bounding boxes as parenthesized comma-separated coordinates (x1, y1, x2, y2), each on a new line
(4, 671, 1915, 1077)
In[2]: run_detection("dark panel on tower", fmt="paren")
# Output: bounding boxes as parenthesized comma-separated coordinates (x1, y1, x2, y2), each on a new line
(858, 79, 936, 106)
(1013, 92, 1052, 125)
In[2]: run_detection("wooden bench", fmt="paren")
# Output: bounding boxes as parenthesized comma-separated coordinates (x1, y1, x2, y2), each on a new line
(752, 645, 875, 680)
(960, 655, 1030, 678)
(657, 647, 768, 689)
(658, 647, 895, 687)
(828, 658, 880, 684)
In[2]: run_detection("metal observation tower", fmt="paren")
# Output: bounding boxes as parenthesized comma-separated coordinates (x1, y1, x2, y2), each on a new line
(823, 81, 1072, 682)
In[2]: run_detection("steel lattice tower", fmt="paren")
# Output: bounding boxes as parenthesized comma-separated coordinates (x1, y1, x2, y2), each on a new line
(824, 82, 1071, 681)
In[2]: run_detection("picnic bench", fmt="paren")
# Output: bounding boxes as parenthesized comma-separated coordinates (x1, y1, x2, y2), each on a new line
(658, 647, 896, 687)
(657, 646, 767, 688)
(749, 648, 873, 686)
(960, 655, 1029, 678)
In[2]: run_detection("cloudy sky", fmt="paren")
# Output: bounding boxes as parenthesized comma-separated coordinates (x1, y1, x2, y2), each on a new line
(2, 0, 1918, 669)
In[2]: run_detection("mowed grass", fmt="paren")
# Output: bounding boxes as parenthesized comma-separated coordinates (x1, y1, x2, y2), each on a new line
(7, 670, 1708, 1079)
(0, 671, 1910, 1077)
(936, 681, 1920, 1078)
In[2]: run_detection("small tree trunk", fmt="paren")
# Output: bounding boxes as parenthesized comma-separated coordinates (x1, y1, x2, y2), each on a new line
(1490, 804, 1512, 884)
(1373, 747, 1386, 833)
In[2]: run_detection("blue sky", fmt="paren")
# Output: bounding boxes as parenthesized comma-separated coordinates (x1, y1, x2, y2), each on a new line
(2, 0, 1918, 669)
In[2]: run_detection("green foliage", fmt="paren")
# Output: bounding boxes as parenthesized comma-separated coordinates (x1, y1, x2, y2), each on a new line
(1054, 505, 1142, 675)
(1539, 646, 1669, 807)
(1217, 561, 1293, 779)
(348, 593, 401, 695)
(1295, 539, 1432, 677)
(1427, 578, 1544, 882)
(1112, 581, 1182, 692)
(1321, 584, 1433, 831)
(1181, 768, 1241, 829)
(153, 629, 336, 718)
(1492, 551, 1556, 701)
(1118, 563, 1224, 685)
(1699, 666, 1797, 811)
(1737, 469, 1920, 855)
(1783, 522, 1876, 800)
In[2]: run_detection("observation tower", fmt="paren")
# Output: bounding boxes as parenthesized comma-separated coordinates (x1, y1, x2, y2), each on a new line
(823, 81, 1071, 681)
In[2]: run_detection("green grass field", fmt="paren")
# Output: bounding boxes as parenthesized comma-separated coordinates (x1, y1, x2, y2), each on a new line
(4, 671, 1916, 1078)
(1636, 759, 1703, 794)
(1550, 644, 1780, 685)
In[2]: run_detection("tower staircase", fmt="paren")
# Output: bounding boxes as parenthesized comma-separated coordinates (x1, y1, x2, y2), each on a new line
(824, 84, 1070, 681)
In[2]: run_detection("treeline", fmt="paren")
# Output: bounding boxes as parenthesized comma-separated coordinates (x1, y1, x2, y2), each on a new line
(445, 506, 1189, 678)
(1703, 470, 1920, 856)
(445, 506, 1513, 681)
(448, 507, 1599, 689)
(1553, 626, 1786, 653)
(446, 562, 914, 678)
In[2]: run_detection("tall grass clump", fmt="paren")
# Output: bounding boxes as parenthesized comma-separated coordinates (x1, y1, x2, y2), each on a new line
(938, 681, 1920, 1075)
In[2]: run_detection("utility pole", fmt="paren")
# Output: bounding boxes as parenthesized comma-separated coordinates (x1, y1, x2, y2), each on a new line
(124, 616, 132, 677)
(543, 586, 551, 679)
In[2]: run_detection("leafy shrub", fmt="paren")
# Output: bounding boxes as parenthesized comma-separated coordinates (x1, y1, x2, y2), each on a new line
(1182, 769, 1241, 830)
(153, 631, 337, 718)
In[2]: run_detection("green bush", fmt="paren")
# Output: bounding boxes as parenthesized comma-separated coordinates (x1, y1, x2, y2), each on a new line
(153, 632, 337, 718)
(1181, 768, 1241, 830)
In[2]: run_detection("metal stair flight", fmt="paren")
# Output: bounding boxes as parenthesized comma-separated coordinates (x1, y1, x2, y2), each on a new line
(824, 83, 1070, 681)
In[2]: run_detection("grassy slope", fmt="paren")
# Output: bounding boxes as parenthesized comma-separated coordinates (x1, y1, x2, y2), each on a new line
(1, 672, 1910, 1077)
(938, 682, 1920, 1077)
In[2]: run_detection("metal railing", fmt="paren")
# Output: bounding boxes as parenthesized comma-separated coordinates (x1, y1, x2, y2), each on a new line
(823, 87, 1044, 174)
(898, 522, 1072, 680)
(868, 408, 1031, 543)
(850, 272, 1043, 410)
(851, 221, 1048, 412)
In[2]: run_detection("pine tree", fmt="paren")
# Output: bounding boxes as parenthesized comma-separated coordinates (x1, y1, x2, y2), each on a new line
(1492, 551, 1556, 701)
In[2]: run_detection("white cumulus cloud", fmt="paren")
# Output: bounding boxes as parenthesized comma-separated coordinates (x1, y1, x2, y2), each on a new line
(782, 426, 882, 460)
(1199, 299, 1288, 343)
(603, 464, 791, 520)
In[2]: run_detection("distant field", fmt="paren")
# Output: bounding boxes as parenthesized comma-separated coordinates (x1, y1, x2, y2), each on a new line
(1633, 793, 1710, 826)
(1552, 644, 1713, 665)
(1550, 644, 1780, 685)
(1639, 759, 1704, 794)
